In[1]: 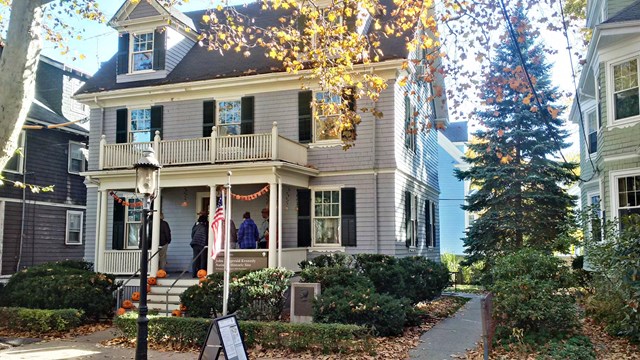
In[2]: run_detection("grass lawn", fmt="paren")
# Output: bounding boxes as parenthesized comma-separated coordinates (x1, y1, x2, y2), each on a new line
(444, 284, 485, 294)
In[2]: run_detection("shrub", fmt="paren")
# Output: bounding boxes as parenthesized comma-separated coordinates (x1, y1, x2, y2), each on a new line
(490, 249, 578, 340)
(0, 261, 115, 320)
(353, 254, 397, 273)
(299, 253, 354, 270)
(114, 312, 372, 354)
(230, 268, 294, 321)
(0, 307, 83, 333)
(538, 335, 595, 360)
(313, 286, 407, 337)
(570, 255, 592, 289)
(180, 270, 251, 318)
(300, 266, 374, 291)
(398, 257, 449, 303)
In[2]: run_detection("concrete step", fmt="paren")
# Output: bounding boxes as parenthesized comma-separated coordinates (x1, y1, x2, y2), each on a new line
(147, 293, 181, 303)
(155, 278, 198, 287)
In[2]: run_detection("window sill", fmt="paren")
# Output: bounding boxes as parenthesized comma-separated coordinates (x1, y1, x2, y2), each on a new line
(308, 141, 343, 149)
(65, 242, 83, 246)
(2, 169, 23, 175)
(607, 115, 640, 130)
(308, 246, 345, 253)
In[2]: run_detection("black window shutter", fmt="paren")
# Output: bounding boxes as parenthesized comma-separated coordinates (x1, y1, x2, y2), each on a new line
(431, 201, 437, 247)
(117, 33, 130, 75)
(240, 96, 255, 135)
(425, 200, 432, 247)
(341, 188, 357, 247)
(298, 91, 312, 143)
(150, 105, 163, 138)
(203, 100, 216, 137)
(405, 191, 412, 248)
(153, 28, 166, 70)
(116, 108, 128, 143)
(112, 198, 125, 250)
(297, 189, 311, 247)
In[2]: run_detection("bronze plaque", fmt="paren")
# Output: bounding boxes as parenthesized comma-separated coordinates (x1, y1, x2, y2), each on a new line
(293, 285, 316, 317)
(213, 251, 268, 272)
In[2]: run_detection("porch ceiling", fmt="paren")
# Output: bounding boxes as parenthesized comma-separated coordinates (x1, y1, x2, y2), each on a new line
(83, 161, 318, 190)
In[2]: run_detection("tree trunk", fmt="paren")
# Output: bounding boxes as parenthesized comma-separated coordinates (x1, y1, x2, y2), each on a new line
(0, 0, 51, 171)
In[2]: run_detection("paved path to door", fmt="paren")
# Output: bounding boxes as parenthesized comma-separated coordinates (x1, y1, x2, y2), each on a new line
(409, 293, 483, 360)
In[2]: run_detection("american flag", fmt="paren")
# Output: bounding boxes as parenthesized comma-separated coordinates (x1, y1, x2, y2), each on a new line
(211, 195, 224, 259)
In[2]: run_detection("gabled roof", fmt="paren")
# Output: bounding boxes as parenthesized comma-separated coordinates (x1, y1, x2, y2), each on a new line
(28, 99, 88, 134)
(109, 0, 196, 31)
(442, 121, 468, 143)
(602, 0, 640, 24)
(77, 1, 409, 96)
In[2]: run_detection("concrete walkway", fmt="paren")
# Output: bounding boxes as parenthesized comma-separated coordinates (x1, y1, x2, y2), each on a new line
(409, 293, 483, 360)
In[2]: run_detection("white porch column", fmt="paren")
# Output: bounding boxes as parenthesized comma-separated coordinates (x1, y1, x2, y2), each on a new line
(150, 189, 161, 276)
(268, 182, 277, 268)
(97, 190, 108, 273)
(207, 185, 217, 274)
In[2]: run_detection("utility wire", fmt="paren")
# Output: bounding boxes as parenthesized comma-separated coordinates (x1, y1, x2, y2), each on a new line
(558, 0, 599, 182)
(497, 0, 586, 182)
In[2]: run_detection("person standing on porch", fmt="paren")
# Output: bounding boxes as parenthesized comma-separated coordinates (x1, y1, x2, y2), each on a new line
(258, 208, 269, 249)
(158, 212, 172, 270)
(237, 211, 259, 249)
(190, 214, 208, 277)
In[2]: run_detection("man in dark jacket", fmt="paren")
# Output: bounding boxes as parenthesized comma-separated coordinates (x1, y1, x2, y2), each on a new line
(158, 212, 172, 270)
(190, 214, 208, 277)
(237, 212, 259, 249)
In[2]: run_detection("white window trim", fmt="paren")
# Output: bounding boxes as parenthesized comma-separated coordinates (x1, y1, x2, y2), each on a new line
(216, 98, 242, 136)
(404, 95, 417, 153)
(128, 107, 152, 143)
(3, 131, 25, 175)
(311, 91, 343, 146)
(586, 191, 602, 242)
(124, 198, 142, 249)
(584, 109, 598, 158)
(68, 141, 86, 175)
(408, 194, 418, 248)
(608, 167, 640, 224)
(129, 32, 154, 74)
(311, 188, 342, 247)
(65, 210, 84, 245)
(606, 55, 640, 128)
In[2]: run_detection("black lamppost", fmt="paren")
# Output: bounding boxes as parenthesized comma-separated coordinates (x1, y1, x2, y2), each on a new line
(134, 147, 161, 360)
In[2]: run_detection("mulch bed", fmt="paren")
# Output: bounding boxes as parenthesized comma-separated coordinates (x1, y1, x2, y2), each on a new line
(0, 321, 112, 342)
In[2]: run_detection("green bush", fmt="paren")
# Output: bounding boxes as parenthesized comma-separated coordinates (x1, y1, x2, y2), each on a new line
(313, 286, 407, 337)
(0, 307, 83, 333)
(0, 261, 115, 320)
(490, 249, 578, 340)
(299, 253, 354, 270)
(353, 254, 397, 273)
(230, 268, 294, 321)
(300, 266, 374, 291)
(114, 312, 372, 354)
(180, 270, 251, 318)
(398, 257, 449, 303)
(537, 335, 595, 360)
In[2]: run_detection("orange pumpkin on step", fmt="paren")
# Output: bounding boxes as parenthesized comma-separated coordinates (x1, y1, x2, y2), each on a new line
(117, 307, 126, 316)
(179, 303, 187, 312)
(148, 277, 157, 285)
(131, 291, 141, 301)
(197, 269, 207, 279)
(172, 309, 182, 317)
(147, 284, 152, 293)
(122, 300, 133, 309)
(157, 269, 167, 278)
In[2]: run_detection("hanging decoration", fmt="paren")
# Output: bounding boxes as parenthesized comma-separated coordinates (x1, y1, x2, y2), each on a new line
(231, 185, 270, 201)
(110, 191, 143, 208)
(181, 187, 189, 207)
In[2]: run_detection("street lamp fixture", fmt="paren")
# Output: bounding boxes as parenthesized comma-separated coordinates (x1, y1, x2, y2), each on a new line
(133, 146, 161, 360)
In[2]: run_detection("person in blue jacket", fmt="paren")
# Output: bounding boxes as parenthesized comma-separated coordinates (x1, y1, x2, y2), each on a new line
(237, 211, 259, 249)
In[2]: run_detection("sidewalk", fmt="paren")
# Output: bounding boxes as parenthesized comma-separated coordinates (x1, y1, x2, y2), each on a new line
(0, 327, 199, 359)
(409, 293, 483, 360)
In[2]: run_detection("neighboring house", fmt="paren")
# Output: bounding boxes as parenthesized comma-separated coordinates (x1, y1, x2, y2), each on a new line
(0, 49, 90, 275)
(437, 121, 469, 255)
(570, 0, 640, 243)
(75, 0, 449, 278)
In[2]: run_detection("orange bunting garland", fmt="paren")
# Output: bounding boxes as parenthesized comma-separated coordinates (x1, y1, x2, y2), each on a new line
(231, 185, 270, 201)
(109, 191, 144, 208)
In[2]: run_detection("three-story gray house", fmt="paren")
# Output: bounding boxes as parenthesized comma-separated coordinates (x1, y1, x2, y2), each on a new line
(75, 0, 448, 278)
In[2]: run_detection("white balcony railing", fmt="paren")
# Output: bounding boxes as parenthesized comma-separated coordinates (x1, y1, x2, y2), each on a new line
(103, 250, 150, 275)
(99, 122, 307, 169)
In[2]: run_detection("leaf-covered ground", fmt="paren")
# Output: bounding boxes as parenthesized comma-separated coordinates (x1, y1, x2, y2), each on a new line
(0, 321, 112, 341)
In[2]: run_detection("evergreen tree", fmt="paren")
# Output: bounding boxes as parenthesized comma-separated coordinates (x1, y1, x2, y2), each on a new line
(456, 8, 577, 267)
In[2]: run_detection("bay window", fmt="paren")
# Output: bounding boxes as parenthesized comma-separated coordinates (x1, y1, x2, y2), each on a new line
(613, 58, 640, 121)
(617, 175, 640, 228)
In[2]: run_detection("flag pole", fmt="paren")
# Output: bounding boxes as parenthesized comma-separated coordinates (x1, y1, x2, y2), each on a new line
(222, 171, 232, 316)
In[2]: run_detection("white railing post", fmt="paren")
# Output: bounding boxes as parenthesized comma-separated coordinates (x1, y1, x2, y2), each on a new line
(99, 135, 106, 170)
(211, 126, 217, 164)
(153, 130, 161, 163)
(271, 122, 278, 161)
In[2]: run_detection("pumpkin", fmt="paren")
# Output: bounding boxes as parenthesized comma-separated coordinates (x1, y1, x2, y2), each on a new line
(172, 309, 181, 317)
(117, 307, 126, 316)
(146, 284, 152, 293)
(148, 277, 157, 285)
(199, 277, 207, 284)
(131, 291, 140, 301)
(180, 303, 187, 312)
(157, 269, 167, 278)
(197, 269, 207, 278)
(122, 300, 133, 309)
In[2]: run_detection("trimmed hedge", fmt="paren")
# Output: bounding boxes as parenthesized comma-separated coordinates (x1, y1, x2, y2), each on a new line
(114, 313, 372, 354)
(0, 307, 83, 333)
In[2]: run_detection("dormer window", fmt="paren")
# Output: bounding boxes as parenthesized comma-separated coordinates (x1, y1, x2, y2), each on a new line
(131, 32, 154, 72)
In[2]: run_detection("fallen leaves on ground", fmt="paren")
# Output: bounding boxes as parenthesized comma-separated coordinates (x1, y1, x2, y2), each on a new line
(0, 321, 112, 341)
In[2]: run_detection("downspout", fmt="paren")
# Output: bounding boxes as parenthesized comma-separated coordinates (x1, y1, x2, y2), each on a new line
(273, 167, 283, 268)
(16, 136, 28, 271)
(373, 100, 379, 254)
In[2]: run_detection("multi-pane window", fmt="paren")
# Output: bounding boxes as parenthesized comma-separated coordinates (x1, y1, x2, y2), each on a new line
(587, 111, 598, 154)
(314, 92, 342, 142)
(406, 194, 417, 247)
(68, 142, 86, 174)
(618, 175, 640, 226)
(130, 109, 152, 142)
(404, 95, 416, 151)
(613, 59, 640, 120)
(313, 190, 340, 245)
(126, 199, 142, 249)
(4, 131, 25, 173)
(66, 211, 83, 245)
(589, 194, 602, 242)
(131, 32, 154, 72)
(217, 100, 241, 135)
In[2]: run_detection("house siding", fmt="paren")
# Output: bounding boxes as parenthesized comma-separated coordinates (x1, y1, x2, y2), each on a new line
(165, 28, 195, 73)
(608, 0, 636, 17)
(128, 1, 160, 19)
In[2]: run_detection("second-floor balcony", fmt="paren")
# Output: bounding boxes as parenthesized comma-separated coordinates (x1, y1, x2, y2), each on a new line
(98, 122, 307, 170)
